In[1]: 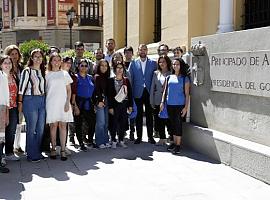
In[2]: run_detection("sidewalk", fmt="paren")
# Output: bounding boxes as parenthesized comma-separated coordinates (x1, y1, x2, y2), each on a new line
(0, 128, 270, 200)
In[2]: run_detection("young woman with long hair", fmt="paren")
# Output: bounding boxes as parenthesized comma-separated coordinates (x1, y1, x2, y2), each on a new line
(160, 58, 190, 154)
(46, 53, 73, 161)
(18, 49, 46, 162)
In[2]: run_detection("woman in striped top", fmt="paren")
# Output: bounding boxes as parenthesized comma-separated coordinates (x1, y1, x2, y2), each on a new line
(18, 49, 46, 162)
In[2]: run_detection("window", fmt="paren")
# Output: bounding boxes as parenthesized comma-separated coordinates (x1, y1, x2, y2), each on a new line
(244, 0, 270, 29)
(80, 0, 100, 26)
(27, 0, 37, 16)
(154, 0, 161, 42)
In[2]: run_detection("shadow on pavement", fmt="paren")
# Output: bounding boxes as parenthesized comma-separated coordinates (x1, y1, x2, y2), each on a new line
(0, 138, 219, 200)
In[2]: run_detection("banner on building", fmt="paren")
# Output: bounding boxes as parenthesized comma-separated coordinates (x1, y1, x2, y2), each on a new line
(210, 50, 270, 97)
(3, 0, 10, 28)
(47, 0, 56, 25)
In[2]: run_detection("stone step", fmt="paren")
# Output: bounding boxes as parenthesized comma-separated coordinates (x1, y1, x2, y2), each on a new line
(183, 123, 270, 184)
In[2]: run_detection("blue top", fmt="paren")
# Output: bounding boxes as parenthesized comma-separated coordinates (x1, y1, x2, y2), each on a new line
(166, 75, 189, 106)
(76, 74, 95, 110)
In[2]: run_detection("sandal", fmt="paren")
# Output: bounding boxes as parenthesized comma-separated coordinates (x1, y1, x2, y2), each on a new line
(50, 149, 57, 159)
(60, 150, 67, 161)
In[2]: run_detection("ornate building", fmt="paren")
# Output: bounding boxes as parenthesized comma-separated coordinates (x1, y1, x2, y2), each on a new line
(103, 0, 270, 53)
(1, 0, 103, 50)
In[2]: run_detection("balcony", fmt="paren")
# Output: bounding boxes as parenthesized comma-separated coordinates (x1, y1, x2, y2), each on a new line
(78, 15, 103, 27)
(12, 16, 47, 29)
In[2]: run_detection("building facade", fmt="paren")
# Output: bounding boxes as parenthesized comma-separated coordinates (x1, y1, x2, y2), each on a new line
(1, 0, 103, 50)
(103, 0, 270, 53)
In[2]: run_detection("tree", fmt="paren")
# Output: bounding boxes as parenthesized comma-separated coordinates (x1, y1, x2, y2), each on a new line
(19, 40, 49, 65)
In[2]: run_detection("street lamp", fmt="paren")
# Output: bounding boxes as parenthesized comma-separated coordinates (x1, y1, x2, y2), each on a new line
(66, 7, 76, 49)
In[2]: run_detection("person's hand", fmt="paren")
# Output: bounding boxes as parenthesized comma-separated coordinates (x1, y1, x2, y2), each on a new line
(128, 107, 133, 114)
(64, 101, 70, 112)
(98, 102, 105, 108)
(109, 108, 114, 115)
(181, 107, 187, 117)
(74, 106, 80, 116)
(5, 115, 9, 127)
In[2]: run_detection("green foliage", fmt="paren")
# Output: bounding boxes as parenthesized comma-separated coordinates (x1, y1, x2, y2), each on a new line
(19, 40, 50, 65)
(60, 49, 96, 61)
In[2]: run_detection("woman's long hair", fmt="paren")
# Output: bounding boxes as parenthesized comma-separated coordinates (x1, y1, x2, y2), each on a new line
(47, 52, 61, 71)
(96, 59, 110, 78)
(172, 58, 189, 76)
(27, 49, 46, 78)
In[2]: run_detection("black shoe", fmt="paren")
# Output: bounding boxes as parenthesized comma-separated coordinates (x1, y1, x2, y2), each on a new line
(79, 144, 87, 152)
(167, 143, 175, 152)
(134, 138, 142, 144)
(0, 165, 9, 173)
(60, 151, 68, 161)
(172, 145, 181, 155)
(148, 137, 156, 144)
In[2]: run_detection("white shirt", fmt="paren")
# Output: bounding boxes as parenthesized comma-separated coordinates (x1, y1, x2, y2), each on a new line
(140, 59, 147, 75)
(0, 71, 10, 106)
(140, 59, 147, 87)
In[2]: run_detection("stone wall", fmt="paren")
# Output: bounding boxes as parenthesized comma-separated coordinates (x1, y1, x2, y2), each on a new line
(191, 26, 270, 147)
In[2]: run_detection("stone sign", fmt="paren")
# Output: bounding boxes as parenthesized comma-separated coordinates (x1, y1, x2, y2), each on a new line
(210, 50, 270, 97)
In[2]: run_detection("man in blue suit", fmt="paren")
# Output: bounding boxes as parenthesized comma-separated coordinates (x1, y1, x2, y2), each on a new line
(128, 44, 157, 144)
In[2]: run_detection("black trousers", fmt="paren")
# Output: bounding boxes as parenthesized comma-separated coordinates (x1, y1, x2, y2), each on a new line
(134, 88, 153, 140)
(74, 109, 96, 145)
(153, 105, 171, 139)
(110, 101, 128, 142)
(167, 105, 185, 136)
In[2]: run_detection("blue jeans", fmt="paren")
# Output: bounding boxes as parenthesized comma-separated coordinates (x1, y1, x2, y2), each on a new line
(95, 105, 109, 146)
(23, 95, 45, 161)
(5, 107, 18, 155)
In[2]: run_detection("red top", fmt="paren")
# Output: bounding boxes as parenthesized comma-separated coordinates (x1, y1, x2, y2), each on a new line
(8, 75, 18, 108)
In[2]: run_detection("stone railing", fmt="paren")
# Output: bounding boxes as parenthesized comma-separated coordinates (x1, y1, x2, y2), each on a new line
(13, 16, 47, 28)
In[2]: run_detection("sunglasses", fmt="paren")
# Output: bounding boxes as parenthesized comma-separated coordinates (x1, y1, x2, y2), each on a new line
(80, 64, 88, 67)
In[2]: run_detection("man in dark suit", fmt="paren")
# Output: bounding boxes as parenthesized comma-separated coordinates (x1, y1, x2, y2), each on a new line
(128, 44, 157, 144)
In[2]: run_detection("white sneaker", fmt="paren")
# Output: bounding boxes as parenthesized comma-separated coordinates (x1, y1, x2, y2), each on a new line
(111, 142, 117, 149)
(155, 139, 167, 146)
(105, 143, 111, 148)
(5, 154, 20, 161)
(99, 144, 106, 149)
(119, 141, 127, 148)
(1, 158, 6, 166)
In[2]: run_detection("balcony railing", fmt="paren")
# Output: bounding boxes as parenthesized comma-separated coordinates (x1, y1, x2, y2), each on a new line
(78, 15, 103, 27)
(12, 16, 47, 29)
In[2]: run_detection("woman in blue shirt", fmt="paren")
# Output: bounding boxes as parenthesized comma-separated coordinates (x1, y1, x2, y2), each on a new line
(160, 58, 190, 154)
(74, 59, 95, 150)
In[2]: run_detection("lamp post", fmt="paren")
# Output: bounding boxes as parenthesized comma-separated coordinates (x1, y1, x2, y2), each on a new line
(66, 7, 76, 49)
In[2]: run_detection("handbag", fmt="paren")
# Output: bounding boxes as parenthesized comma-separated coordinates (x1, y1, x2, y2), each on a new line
(158, 75, 170, 119)
(158, 101, 168, 119)
(114, 85, 128, 103)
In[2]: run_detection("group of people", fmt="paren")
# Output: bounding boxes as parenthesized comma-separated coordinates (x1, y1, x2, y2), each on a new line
(0, 39, 190, 173)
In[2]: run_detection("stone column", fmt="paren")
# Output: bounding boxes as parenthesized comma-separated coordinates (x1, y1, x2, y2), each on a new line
(217, 0, 234, 33)
(14, 0, 18, 17)
(44, 0, 47, 17)
(24, 0, 27, 17)
(37, 0, 42, 17)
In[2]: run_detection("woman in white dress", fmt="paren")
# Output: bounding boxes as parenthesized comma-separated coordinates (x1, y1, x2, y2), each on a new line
(46, 53, 73, 161)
